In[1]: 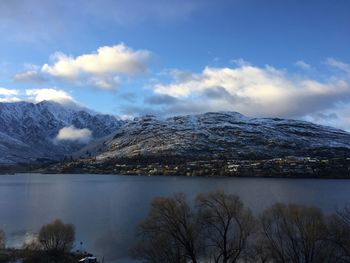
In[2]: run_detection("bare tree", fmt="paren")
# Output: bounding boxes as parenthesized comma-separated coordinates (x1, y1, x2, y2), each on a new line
(130, 231, 187, 263)
(259, 203, 332, 263)
(247, 237, 271, 263)
(0, 229, 5, 250)
(337, 205, 350, 225)
(130, 193, 202, 263)
(131, 194, 350, 263)
(326, 206, 350, 262)
(196, 191, 255, 263)
(38, 219, 75, 254)
(23, 238, 42, 251)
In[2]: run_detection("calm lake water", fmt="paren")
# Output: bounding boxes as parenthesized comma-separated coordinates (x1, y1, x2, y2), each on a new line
(1, 174, 350, 262)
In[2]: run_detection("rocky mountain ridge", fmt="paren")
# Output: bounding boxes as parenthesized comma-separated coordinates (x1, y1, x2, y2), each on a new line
(83, 111, 350, 161)
(0, 101, 123, 164)
(2, 105, 350, 177)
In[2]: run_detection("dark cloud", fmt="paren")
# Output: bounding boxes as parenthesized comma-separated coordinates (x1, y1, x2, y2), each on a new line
(144, 94, 178, 105)
(118, 92, 138, 103)
(202, 86, 237, 100)
(120, 105, 160, 117)
(166, 101, 215, 115)
(168, 69, 195, 82)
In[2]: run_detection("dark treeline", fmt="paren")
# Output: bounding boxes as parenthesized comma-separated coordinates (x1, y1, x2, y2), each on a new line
(130, 191, 350, 263)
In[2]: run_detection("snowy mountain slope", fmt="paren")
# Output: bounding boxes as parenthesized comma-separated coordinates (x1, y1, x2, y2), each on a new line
(0, 101, 124, 164)
(90, 112, 350, 161)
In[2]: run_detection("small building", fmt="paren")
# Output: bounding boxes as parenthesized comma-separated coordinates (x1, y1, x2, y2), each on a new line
(78, 256, 98, 263)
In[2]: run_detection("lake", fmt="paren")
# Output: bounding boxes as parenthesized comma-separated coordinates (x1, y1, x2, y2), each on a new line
(1, 174, 350, 262)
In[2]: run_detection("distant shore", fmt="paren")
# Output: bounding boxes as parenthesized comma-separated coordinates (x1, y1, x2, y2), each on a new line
(2, 155, 349, 179)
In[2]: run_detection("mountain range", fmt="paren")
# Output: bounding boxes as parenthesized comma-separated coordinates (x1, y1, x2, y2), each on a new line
(0, 101, 123, 164)
(79, 111, 350, 161)
(1, 101, 350, 176)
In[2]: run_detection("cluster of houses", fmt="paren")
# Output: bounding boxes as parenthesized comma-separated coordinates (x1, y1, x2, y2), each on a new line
(46, 156, 350, 178)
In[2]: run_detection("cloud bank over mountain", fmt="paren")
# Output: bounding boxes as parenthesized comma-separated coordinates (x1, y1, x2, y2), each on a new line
(152, 61, 350, 117)
(133, 59, 350, 130)
(0, 88, 75, 105)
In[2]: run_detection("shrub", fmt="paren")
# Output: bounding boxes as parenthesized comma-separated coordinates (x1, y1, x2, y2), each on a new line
(38, 219, 75, 255)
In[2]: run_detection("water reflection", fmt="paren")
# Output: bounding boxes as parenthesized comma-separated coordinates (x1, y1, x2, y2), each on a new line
(0, 174, 349, 262)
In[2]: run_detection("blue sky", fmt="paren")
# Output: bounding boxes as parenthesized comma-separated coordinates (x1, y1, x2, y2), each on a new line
(0, 0, 350, 129)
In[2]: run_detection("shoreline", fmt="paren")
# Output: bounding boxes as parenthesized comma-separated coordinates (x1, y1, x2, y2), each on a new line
(1, 155, 350, 179)
(1, 171, 350, 180)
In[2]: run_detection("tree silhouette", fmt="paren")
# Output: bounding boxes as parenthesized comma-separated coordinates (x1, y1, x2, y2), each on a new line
(38, 219, 75, 255)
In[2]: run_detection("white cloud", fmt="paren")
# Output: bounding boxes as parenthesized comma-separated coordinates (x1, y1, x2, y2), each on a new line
(151, 62, 350, 129)
(0, 96, 22, 103)
(41, 43, 151, 89)
(0, 87, 19, 96)
(0, 87, 78, 105)
(25, 88, 76, 104)
(231, 58, 251, 67)
(87, 76, 120, 90)
(14, 70, 47, 83)
(0, 87, 21, 102)
(303, 103, 350, 131)
(56, 126, 92, 143)
(295, 60, 311, 70)
(325, 58, 350, 75)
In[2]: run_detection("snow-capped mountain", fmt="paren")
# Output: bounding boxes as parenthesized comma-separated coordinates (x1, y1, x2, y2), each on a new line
(0, 101, 124, 164)
(2, 106, 350, 167)
(86, 112, 350, 161)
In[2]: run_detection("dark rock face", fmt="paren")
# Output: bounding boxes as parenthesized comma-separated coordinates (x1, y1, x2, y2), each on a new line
(0, 101, 124, 164)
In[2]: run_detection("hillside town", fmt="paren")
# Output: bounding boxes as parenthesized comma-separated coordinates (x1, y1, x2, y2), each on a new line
(42, 156, 350, 178)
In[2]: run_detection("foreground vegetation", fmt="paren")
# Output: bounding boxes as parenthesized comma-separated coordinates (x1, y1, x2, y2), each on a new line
(2, 192, 350, 262)
(0, 219, 86, 263)
(131, 191, 350, 263)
